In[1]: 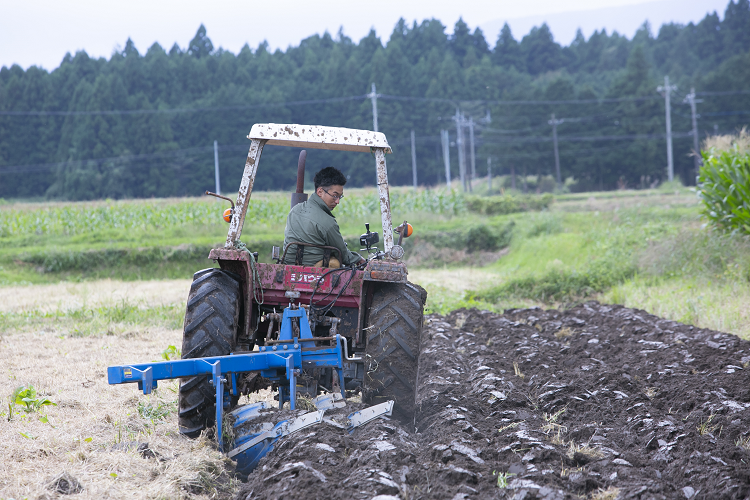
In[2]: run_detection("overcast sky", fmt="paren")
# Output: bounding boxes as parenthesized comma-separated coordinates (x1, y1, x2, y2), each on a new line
(0, 0, 730, 71)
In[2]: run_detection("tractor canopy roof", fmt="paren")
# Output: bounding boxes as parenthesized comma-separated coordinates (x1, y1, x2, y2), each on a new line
(248, 124, 391, 154)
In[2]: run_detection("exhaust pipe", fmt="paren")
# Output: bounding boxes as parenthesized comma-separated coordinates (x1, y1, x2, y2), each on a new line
(291, 150, 308, 208)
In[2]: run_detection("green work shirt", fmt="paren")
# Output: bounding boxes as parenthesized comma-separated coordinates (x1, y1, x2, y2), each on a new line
(282, 193, 361, 266)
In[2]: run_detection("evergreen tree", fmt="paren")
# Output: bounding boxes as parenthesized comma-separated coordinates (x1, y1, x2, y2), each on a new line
(493, 24, 523, 70)
(723, 0, 750, 55)
(520, 24, 562, 75)
(188, 24, 214, 58)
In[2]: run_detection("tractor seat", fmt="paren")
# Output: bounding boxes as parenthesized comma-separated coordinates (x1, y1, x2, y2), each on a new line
(281, 242, 342, 268)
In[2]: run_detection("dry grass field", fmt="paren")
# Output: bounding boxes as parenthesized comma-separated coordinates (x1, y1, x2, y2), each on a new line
(0, 274, 247, 500)
(0, 279, 191, 314)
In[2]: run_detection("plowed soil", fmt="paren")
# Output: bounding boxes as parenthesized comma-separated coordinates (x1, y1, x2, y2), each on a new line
(236, 303, 750, 500)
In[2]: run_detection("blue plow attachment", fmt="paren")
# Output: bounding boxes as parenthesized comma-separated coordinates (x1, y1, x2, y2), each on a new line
(107, 306, 390, 474)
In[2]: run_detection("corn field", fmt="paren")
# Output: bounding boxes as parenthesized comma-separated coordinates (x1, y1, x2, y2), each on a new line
(0, 189, 465, 238)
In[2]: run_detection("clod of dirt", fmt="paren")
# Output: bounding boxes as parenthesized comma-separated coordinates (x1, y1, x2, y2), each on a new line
(46, 472, 83, 495)
(110, 441, 159, 459)
(137, 442, 158, 459)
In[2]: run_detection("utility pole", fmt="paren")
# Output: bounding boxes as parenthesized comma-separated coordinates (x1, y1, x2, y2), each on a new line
(487, 157, 492, 195)
(468, 117, 476, 184)
(455, 109, 467, 192)
(441, 129, 451, 186)
(548, 114, 563, 186)
(368, 83, 379, 132)
(410, 129, 418, 189)
(684, 87, 703, 178)
(511, 165, 516, 190)
(213, 140, 221, 195)
(657, 76, 677, 182)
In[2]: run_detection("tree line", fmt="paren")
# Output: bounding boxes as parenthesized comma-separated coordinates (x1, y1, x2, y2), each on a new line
(1, 0, 749, 200)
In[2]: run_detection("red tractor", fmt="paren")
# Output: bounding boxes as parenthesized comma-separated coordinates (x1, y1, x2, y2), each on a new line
(179, 124, 426, 437)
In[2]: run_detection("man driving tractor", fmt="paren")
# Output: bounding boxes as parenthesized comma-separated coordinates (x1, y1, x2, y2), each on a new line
(282, 166, 366, 268)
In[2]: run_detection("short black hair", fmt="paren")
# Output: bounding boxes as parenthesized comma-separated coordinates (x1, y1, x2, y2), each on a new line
(314, 166, 347, 189)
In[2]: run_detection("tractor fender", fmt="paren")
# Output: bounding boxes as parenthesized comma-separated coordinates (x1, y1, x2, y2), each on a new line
(208, 248, 257, 345)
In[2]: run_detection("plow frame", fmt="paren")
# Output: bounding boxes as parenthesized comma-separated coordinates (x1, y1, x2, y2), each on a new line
(108, 307, 348, 450)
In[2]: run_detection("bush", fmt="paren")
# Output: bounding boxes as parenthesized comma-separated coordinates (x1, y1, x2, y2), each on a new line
(698, 130, 750, 234)
(20, 245, 214, 273)
(405, 221, 514, 256)
(466, 194, 553, 215)
(466, 222, 515, 252)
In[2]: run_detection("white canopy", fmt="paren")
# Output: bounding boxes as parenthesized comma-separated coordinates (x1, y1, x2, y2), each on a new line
(248, 123, 391, 153)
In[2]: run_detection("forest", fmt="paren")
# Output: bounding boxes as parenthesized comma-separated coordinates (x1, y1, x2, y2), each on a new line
(1, 0, 749, 200)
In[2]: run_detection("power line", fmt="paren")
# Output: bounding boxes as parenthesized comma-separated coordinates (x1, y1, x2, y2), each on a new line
(0, 95, 369, 117)
(1, 92, 684, 118)
(695, 90, 750, 96)
(700, 110, 750, 116)
(0, 146, 215, 174)
(3, 88, 748, 118)
(484, 131, 693, 145)
(486, 142, 635, 161)
(378, 94, 664, 106)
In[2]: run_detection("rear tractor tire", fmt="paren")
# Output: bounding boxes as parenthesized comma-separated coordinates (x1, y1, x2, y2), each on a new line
(178, 269, 241, 438)
(363, 282, 427, 421)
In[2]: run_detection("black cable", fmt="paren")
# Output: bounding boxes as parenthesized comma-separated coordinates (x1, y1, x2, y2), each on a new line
(0, 95, 369, 117)
(308, 266, 358, 317)
(309, 267, 349, 305)
(1, 90, 700, 118)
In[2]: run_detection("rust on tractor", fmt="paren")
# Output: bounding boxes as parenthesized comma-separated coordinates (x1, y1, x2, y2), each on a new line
(209, 248, 249, 261)
(364, 260, 407, 283)
(226, 139, 266, 247)
(247, 124, 391, 153)
(374, 147, 394, 253)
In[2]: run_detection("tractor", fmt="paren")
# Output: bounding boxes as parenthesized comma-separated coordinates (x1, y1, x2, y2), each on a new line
(177, 123, 427, 438)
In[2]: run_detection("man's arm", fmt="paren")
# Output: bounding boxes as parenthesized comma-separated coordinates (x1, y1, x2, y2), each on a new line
(324, 222, 363, 266)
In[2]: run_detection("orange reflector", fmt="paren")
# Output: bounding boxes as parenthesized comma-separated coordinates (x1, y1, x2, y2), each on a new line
(223, 208, 232, 223)
(404, 223, 413, 237)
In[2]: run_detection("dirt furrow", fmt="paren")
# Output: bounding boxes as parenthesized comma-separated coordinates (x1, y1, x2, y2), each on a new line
(237, 302, 750, 500)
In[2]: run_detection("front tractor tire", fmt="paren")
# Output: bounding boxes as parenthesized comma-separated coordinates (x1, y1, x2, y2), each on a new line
(364, 282, 427, 422)
(179, 269, 241, 438)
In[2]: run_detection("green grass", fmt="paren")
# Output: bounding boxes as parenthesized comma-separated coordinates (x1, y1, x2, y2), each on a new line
(470, 207, 688, 303)
(0, 301, 184, 336)
(602, 276, 750, 338)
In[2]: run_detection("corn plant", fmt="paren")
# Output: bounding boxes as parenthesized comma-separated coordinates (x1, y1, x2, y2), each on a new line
(698, 146, 750, 234)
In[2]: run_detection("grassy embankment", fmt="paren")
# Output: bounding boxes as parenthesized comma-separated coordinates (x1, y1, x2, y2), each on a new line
(1, 183, 749, 338)
(470, 186, 750, 338)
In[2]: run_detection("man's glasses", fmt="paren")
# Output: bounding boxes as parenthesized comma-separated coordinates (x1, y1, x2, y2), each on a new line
(322, 188, 344, 201)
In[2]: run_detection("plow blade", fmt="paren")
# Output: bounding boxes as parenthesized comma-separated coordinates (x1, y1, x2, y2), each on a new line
(226, 400, 394, 477)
